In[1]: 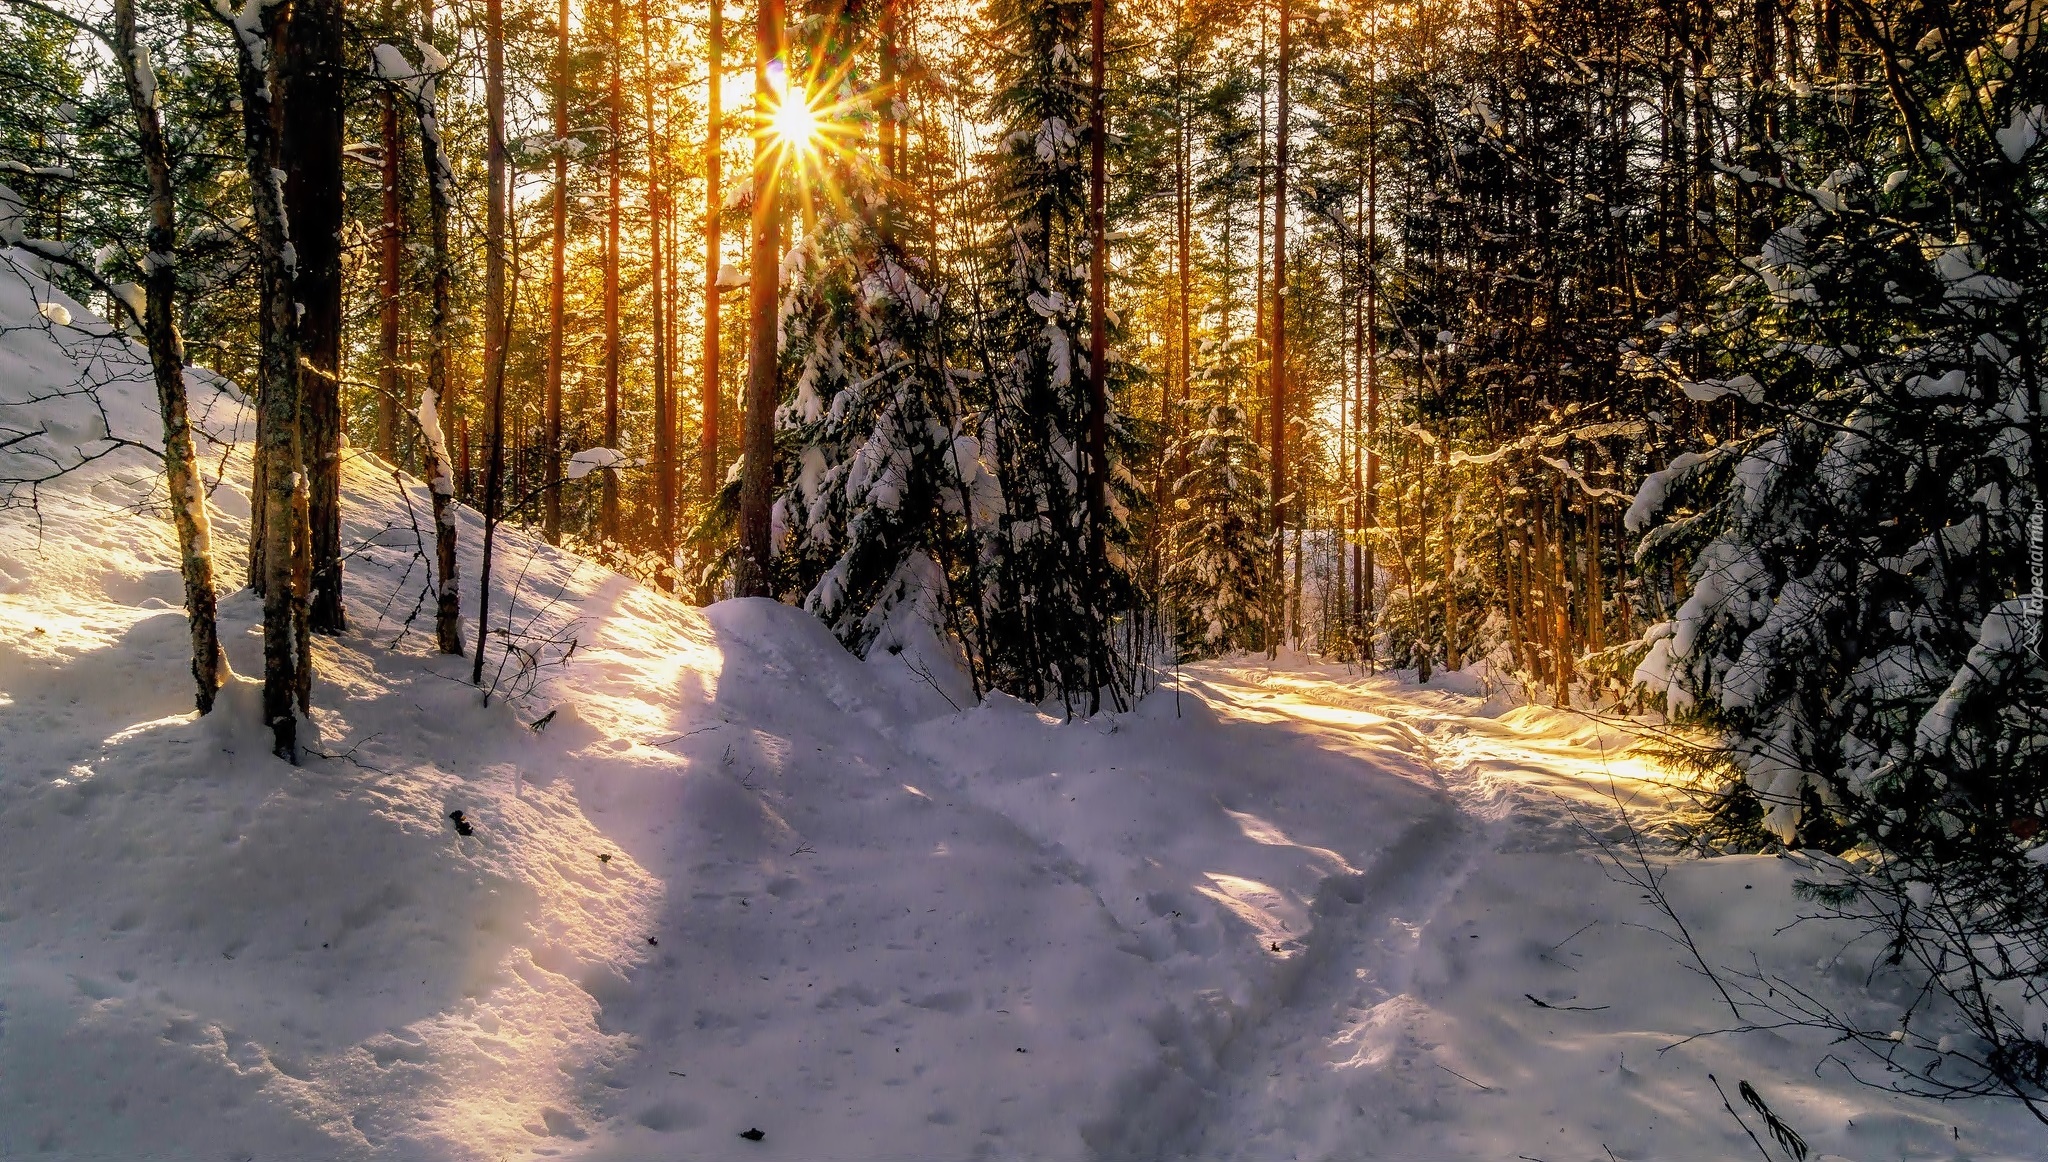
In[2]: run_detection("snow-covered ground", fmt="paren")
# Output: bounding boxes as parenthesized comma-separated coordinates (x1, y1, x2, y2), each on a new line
(3, 254, 2043, 1160)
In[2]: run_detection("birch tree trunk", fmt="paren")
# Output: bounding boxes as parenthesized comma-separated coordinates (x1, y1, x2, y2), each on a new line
(378, 38, 465, 656)
(117, 0, 225, 715)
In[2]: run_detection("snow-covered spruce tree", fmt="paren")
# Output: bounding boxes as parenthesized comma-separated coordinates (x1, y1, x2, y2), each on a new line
(974, 0, 1141, 707)
(766, 1, 991, 660)
(1629, 8, 2048, 1113)
(1167, 395, 1269, 658)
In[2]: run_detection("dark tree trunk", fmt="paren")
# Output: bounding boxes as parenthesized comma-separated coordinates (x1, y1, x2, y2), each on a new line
(701, 0, 723, 510)
(603, 0, 623, 540)
(473, 0, 510, 687)
(735, 0, 784, 597)
(280, 0, 348, 635)
(544, 0, 569, 543)
(1361, 109, 1379, 669)
(645, 1, 674, 569)
(377, 84, 403, 464)
(1270, 0, 1289, 644)
(1085, 0, 1110, 712)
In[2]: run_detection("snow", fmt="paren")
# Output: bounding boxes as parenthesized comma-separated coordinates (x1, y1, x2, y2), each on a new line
(413, 387, 456, 497)
(1996, 104, 2045, 164)
(3, 252, 2045, 1158)
(564, 447, 628, 481)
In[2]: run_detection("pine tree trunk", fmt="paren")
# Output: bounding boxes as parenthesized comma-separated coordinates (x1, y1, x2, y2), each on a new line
(1361, 124, 1378, 669)
(701, 0, 723, 507)
(603, 0, 623, 541)
(544, 0, 569, 544)
(878, 0, 897, 224)
(223, 0, 306, 759)
(377, 84, 403, 465)
(1270, 0, 1289, 646)
(645, 2, 674, 568)
(1343, 166, 1359, 655)
(279, 0, 347, 636)
(1552, 487, 1571, 706)
(1085, 0, 1112, 712)
(118, 0, 225, 715)
(1442, 440, 1459, 670)
(735, 0, 784, 597)
(473, 0, 511, 687)
(1252, 10, 1266, 452)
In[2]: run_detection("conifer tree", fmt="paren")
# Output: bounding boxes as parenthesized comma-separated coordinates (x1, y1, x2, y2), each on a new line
(1169, 392, 1269, 657)
(769, 0, 974, 654)
(975, 0, 1138, 707)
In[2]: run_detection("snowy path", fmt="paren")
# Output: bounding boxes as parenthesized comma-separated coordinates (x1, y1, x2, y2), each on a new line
(1159, 663, 1614, 1161)
(1136, 663, 2041, 1162)
(5, 246, 2043, 1162)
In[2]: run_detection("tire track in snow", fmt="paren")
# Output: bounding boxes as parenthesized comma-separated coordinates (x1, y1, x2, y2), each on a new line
(1158, 668, 1485, 1162)
(1158, 667, 1644, 1161)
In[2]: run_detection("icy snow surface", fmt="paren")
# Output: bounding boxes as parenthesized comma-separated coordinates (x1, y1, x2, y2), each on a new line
(2, 250, 2043, 1159)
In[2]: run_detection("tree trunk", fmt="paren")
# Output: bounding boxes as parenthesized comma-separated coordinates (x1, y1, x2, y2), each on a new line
(473, 0, 511, 687)
(1270, 0, 1289, 643)
(543, 0, 569, 543)
(276, 0, 347, 636)
(383, 35, 466, 657)
(118, 0, 225, 715)
(1363, 113, 1380, 668)
(735, 0, 784, 596)
(645, 1, 674, 569)
(878, 0, 896, 180)
(1085, 0, 1111, 712)
(1349, 171, 1363, 658)
(1442, 439, 1459, 670)
(603, 0, 623, 540)
(377, 83, 403, 465)
(223, 0, 306, 759)
(701, 0, 723, 506)
(1252, 11, 1266, 451)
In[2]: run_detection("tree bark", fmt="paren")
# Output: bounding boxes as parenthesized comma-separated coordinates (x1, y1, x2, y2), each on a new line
(644, 1, 674, 569)
(543, 0, 569, 543)
(377, 83, 403, 464)
(1085, 0, 1110, 711)
(701, 0, 723, 508)
(603, 0, 623, 540)
(1361, 116, 1379, 669)
(1252, 10, 1266, 452)
(735, 0, 784, 597)
(279, 0, 348, 636)
(222, 0, 306, 759)
(117, 0, 225, 715)
(1270, 0, 1289, 644)
(473, 0, 511, 687)
(384, 36, 465, 657)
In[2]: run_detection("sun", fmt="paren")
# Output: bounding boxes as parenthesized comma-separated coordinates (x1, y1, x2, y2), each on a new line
(770, 86, 819, 152)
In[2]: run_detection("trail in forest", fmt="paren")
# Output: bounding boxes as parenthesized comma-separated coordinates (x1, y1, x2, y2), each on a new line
(1150, 660, 2031, 1162)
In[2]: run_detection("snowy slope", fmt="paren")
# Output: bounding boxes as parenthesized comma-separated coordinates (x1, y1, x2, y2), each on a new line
(3, 249, 2044, 1161)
